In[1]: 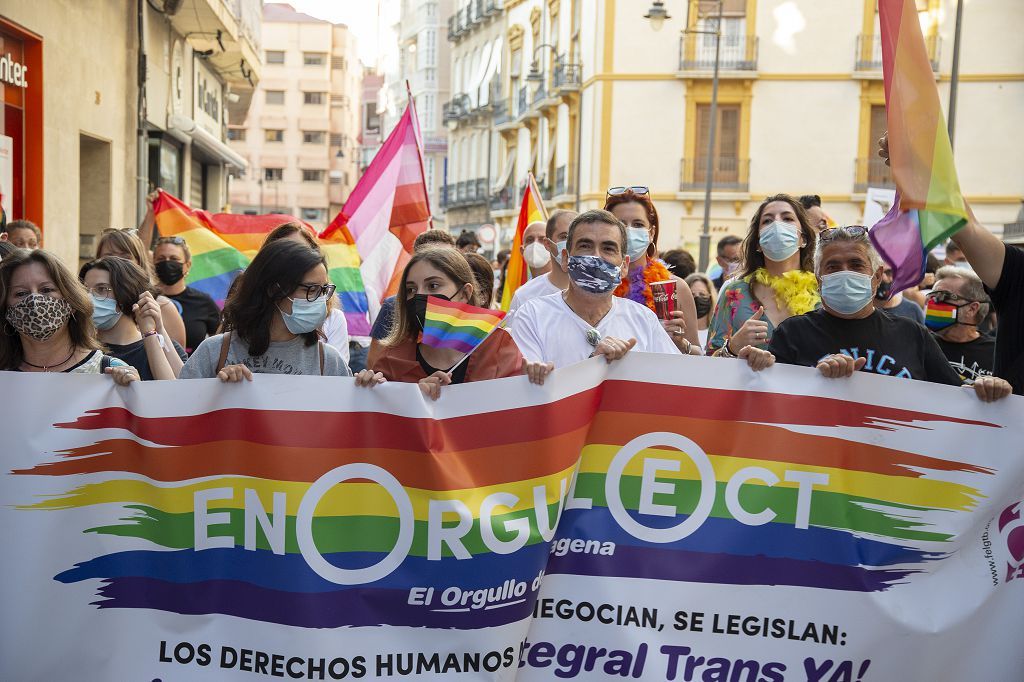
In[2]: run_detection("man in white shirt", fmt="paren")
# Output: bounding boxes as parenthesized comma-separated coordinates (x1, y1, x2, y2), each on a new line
(511, 210, 775, 382)
(507, 209, 576, 318)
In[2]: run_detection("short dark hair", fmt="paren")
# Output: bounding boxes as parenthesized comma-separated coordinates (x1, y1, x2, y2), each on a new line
(79, 257, 155, 320)
(5, 219, 42, 241)
(661, 249, 696, 278)
(222, 239, 328, 356)
(414, 229, 457, 251)
(456, 230, 480, 249)
(945, 240, 963, 256)
(546, 210, 577, 240)
(716, 235, 742, 256)
(566, 209, 627, 256)
(798, 194, 822, 209)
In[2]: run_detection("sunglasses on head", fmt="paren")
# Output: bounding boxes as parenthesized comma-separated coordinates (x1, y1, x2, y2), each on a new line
(102, 227, 139, 236)
(156, 236, 187, 246)
(819, 225, 868, 243)
(606, 186, 649, 198)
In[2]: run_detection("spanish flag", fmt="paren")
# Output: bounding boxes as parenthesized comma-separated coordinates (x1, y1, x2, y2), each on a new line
(500, 172, 549, 311)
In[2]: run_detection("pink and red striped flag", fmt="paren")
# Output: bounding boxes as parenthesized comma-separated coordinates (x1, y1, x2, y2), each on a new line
(326, 99, 431, 306)
(868, 0, 968, 295)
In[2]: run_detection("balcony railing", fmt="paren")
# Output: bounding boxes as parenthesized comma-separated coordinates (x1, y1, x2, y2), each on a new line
(856, 33, 940, 72)
(442, 94, 471, 125)
(490, 183, 516, 211)
(517, 86, 528, 118)
(554, 165, 570, 197)
(680, 157, 750, 191)
(553, 63, 581, 90)
(493, 98, 512, 126)
(853, 158, 895, 194)
(679, 34, 758, 71)
(443, 178, 489, 208)
(448, 0, 502, 42)
(533, 83, 548, 104)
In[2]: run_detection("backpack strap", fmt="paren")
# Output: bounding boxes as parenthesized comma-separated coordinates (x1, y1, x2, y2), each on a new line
(319, 341, 325, 376)
(215, 331, 232, 374)
(100, 354, 112, 372)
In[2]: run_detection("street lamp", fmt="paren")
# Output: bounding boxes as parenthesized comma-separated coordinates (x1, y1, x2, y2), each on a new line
(526, 43, 559, 84)
(645, 0, 723, 272)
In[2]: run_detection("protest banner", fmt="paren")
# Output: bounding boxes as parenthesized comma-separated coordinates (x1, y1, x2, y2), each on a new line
(1, 356, 1021, 680)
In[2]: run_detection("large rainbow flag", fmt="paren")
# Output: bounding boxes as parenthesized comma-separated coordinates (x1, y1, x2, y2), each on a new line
(153, 191, 370, 335)
(500, 173, 548, 311)
(327, 99, 431, 305)
(868, 0, 968, 295)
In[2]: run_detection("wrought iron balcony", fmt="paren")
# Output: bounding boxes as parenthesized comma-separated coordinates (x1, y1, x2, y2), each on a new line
(517, 86, 528, 118)
(679, 34, 758, 71)
(554, 165, 570, 197)
(493, 98, 512, 126)
(442, 94, 472, 125)
(680, 157, 750, 191)
(490, 183, 516, 211)
(443, 178, 490, 208)
(853, 158, 895, 194)
(553, 62, 581, 90)
(855, 33, 940, 72)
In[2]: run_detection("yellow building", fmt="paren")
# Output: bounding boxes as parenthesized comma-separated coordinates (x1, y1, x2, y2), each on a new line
(449, 0, 1023, 259)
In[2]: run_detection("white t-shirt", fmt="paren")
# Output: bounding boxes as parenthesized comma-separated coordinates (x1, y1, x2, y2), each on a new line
(510, 292, 681, 367)
(508, 272, 562, 319)
(322, 308, 351, 366)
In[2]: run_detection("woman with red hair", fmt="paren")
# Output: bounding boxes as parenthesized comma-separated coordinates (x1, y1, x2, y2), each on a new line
(604, 187, 701, 354)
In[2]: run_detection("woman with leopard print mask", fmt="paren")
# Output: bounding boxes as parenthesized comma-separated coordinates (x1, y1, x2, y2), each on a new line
(0, 249, 138, 384)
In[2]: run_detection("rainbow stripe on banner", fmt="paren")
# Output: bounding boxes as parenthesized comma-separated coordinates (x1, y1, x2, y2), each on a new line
(154, 191, 370, 335)
(420, 296, 505, 354)
(10, 375, 1000, 635)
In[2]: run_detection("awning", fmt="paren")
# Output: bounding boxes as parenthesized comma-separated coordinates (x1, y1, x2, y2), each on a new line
(492, 154, 515, 193)
(167, 114, 248, 171)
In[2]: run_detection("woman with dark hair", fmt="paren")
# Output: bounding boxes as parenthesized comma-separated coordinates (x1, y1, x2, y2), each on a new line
(179, 239, 350, 381)
(358, 246, 523, 399)
(96, 227, 187, 348)
(80, 257, 186, 380)
(685, 272, 718, 349)
(603, 186, 701, 355)
(707, 193, 820, 356)
(463, 251, 496, 309)
(0, 249, 137, 383)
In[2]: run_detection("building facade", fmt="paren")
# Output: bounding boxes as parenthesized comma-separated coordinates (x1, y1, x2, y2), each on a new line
(383, 0, 453, 229)
(228, 3, 361, 232)
(1, 0, 261, 266)
(358, 70, 386, 174)
(445, 0, 1023, 258)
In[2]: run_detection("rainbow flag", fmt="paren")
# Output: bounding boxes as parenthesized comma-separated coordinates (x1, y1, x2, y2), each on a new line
(500, 173, 548, 311)
(868, 0, 968, 295)
(154, 191, 370, 334)
(420, 296, 506, 354)
(327, 99, 431, 306)
(924, 300, 958, 331)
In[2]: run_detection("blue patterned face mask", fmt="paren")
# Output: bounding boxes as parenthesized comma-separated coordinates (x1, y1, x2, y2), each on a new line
(566, 255, 622, 294)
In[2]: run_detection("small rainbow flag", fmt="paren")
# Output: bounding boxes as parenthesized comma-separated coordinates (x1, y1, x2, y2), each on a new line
(868, 0, 968, 295)
(420, 296, 506, 354)
(500, 173, 548, 311)
(924, 300, 958, 331)
(154, 191, 370, 335)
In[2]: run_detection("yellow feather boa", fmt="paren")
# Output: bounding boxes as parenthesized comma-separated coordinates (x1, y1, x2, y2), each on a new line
(747, 268, 820, 316)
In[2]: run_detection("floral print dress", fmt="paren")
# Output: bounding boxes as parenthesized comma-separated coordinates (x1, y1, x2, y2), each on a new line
(706, 278, 777, 354)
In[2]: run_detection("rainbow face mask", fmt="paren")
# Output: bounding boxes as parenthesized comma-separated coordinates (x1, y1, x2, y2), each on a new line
(924, 300, 960, 331)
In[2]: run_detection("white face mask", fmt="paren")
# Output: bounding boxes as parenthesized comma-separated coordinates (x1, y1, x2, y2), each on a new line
(524, 242, 552, 269)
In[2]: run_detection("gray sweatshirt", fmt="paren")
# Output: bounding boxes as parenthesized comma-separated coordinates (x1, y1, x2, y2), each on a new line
(180, 333, 350, 378)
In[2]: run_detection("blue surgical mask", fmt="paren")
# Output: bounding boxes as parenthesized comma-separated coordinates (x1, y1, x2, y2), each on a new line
(759, 221, 801, 262)
(91, 295, 122, 331)
(554, 239, 567, 259)
(279, 296, 329, 334)
(820, 271, 875, 315)
(566, 255, 622, 294)
(626, 227, 651, 260)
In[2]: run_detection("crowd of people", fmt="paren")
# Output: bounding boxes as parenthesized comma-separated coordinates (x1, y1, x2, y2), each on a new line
(0, 135, 1019, 406)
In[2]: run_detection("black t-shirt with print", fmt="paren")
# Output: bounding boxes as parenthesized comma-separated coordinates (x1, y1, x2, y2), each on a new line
(769, 308, 962, 385)
(106, 338, 188, 381)
(987, 244, 1024, 394)
(168, 287, 221, 354)
(933, 334, 996, 383)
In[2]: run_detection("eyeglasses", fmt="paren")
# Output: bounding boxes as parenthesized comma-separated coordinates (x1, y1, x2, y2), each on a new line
(87, 285, 114, 300)
(819, 225, 868, 243)
(297, 284, 337, 302)
(102, 228, 139, 236)
(156, 236, 187, 246)
(926, 290, 985, 306)
(606, 186, 649, 197)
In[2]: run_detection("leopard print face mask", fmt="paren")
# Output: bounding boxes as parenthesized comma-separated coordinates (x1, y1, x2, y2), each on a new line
(6, 293, 73, 341)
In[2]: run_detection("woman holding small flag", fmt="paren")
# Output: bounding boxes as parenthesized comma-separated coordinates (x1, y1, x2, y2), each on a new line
(358, 247, 525, 400)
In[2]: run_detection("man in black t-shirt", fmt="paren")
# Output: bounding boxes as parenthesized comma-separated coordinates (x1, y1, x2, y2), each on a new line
(879, 132, 1023, 394)
(927, 266, 995, 382)
(768, 226, 1011, 402)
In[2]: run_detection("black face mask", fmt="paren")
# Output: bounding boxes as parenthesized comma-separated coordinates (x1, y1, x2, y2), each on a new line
(875, 280, 892, 301)
(155, 260, 185, 286)
(694, 294, 713, 318)
(405, 293, 450, 330)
